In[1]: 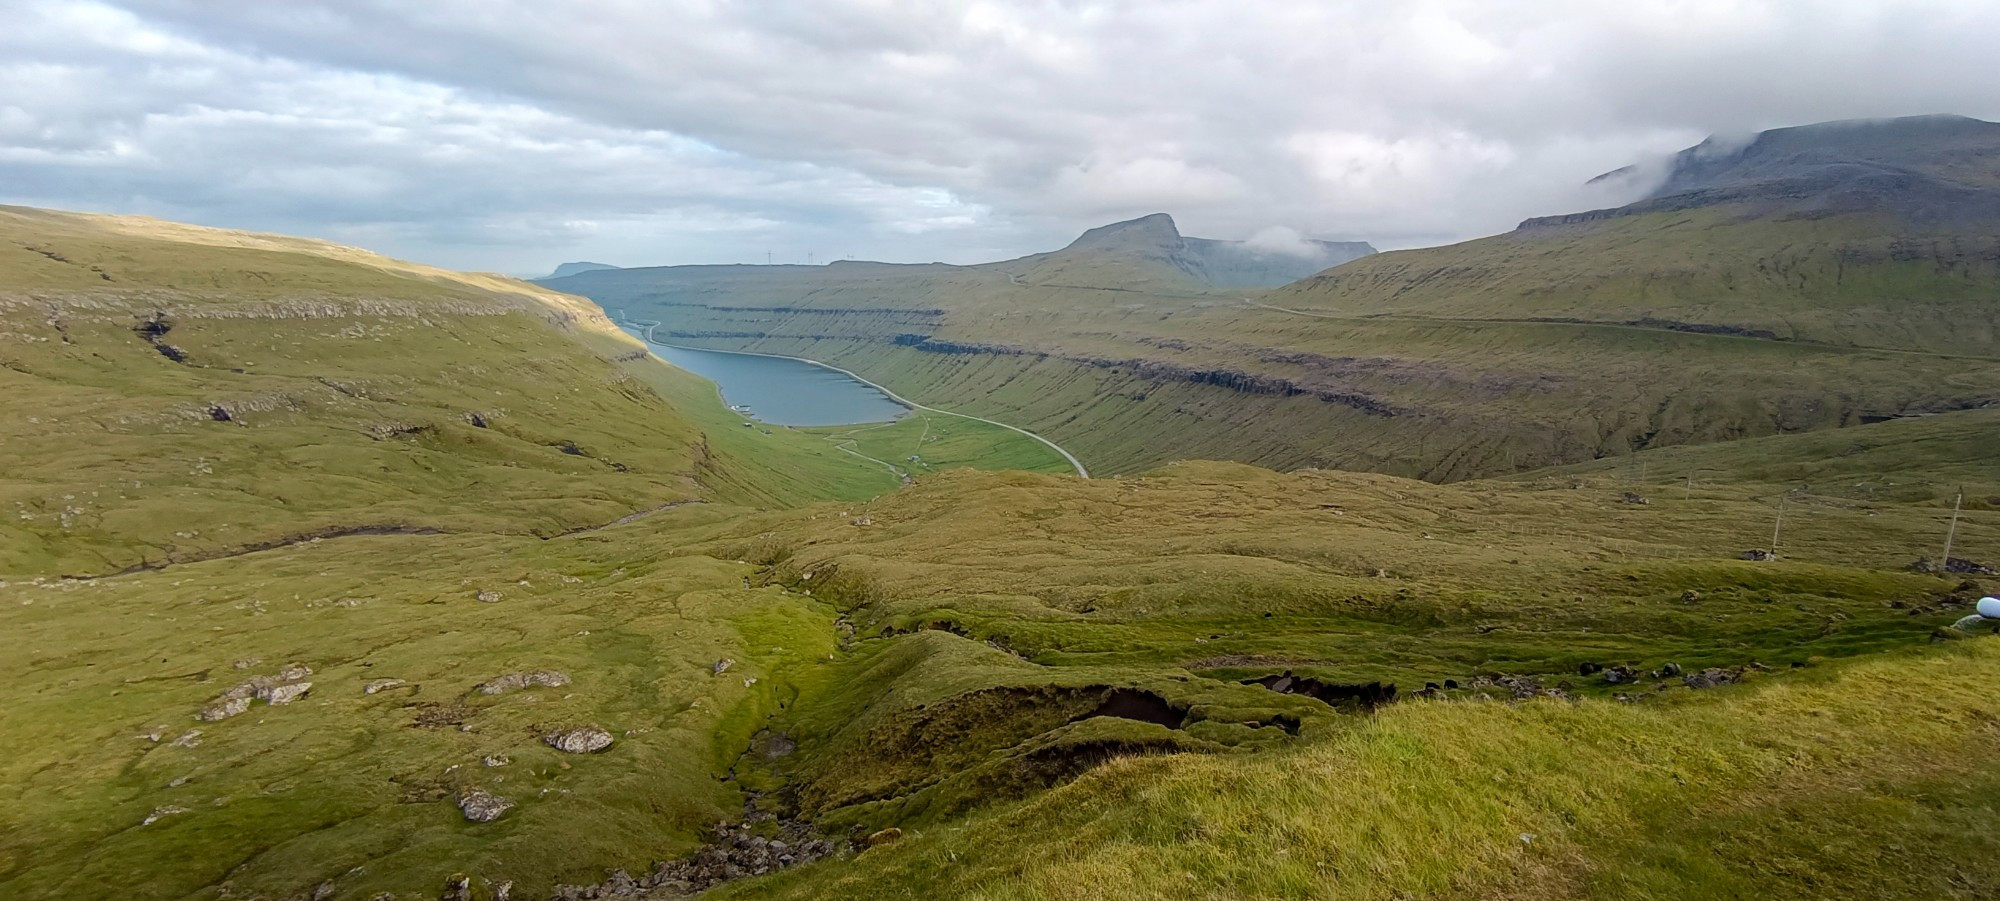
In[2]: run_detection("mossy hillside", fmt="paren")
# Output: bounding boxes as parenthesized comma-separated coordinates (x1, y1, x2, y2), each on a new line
(4, 203, 1996, 900)
(0, 517, 844, 900)
(0, 205, 981, 577)
(0, 209, 707, 575)
(716, 640, 2000, 900)
(1271, 207, 2000, 355)
(1513, 405, 2000, 506)
(677, 421, 1991, 844)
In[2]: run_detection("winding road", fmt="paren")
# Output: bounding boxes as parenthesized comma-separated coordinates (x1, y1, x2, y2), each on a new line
(623, 320, 1090, 478)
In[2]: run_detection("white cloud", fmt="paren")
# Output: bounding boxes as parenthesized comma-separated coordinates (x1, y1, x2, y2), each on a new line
(2, 0, 1997, 271)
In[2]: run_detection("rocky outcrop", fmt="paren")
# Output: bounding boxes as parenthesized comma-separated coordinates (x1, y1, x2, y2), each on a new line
(545, 726, 614, 754)
(477, 671, 570, 695)
(198, 697, 250, 721)
(199, 663, 313, 719)
(456, 789, 514, 823)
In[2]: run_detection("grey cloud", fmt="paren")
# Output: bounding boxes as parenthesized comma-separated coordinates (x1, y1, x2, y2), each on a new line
(6, 0, 2000, 272)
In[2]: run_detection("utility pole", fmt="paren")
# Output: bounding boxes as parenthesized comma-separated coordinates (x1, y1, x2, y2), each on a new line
(1942, 488, 1964, 573)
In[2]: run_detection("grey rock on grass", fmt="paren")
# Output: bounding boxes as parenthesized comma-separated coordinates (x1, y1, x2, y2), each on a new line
(545, 726, 614, 753)
(457, 789, 514, 823)
(478, 671, 570, 695)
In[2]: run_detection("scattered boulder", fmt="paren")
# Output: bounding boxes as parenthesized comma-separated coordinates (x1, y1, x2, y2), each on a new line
(1620, 492, 1649, 505)
(1600, 665, 1639, 685)
(1740, 549, 1774, 562)
(1683, 667, 1741, 690)
(712, 658, 735, 676)
(363, 678, 409, 694)
(478, 671, 569, 695)
(475, 589, 503, 603)
(1494, 675, 1541, 700)
(545, 726, 614, 754)
(217, 664, 315, 711)
(1578, 662, 1603, 676)
(483, 755, 511, 768)
(260, 682, 311, 705)
(199, 697, 250, 721)
(456, 789, 514, 823)
(1681, 589, 1702, 603)
(1910, 557, 1997, 576)
(169, 729, 202, 748)
(1652, 662, 1683, 679)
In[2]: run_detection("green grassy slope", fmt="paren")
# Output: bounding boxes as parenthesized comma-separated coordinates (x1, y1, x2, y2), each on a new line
(4, 205, 1998, 900)
(0, 206, 966, 576)
(544, 121, 2000, 480)
(1268, 206, 2000, 356)
(719, 640, 2000, 900)
(659, 410, 1994, 872)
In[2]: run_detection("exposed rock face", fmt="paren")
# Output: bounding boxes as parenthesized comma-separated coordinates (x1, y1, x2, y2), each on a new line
(477, 671, 570, 695)
(363, 678, 408, 694)
(456, 789, 514, 823)
(198, 697, 250, 721)
(201, 664, 313, 718)
(260, 682, 312, 705)
(545, 726, 614, 754)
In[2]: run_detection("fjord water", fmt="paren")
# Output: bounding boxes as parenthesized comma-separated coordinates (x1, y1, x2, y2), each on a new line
(622, 327, 909, 425)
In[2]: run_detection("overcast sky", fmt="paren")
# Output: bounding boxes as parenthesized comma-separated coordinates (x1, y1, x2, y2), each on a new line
(5, 0, 1999, 274)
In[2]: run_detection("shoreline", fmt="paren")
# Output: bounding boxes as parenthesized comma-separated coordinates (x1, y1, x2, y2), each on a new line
(620, 320, 1090, 478)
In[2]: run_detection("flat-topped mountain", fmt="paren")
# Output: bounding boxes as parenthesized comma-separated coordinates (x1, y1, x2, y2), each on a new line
(1550, 114, 2000, 227)
(1276, 115, 2000, 357)
(546, 260, 621, 279)
(539, 213, 1374, 298)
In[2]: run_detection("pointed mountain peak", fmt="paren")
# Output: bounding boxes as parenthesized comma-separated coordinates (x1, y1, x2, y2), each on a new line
(1064, 213, 1184, 252)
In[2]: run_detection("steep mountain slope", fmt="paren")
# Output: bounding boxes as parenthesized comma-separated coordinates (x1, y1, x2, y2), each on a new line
(1270, 115, 2000, 356)
(545, 123, 2000, 481)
